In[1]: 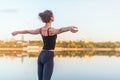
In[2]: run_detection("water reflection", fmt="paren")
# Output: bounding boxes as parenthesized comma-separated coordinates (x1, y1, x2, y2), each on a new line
(0, 50, 120, 80)
(0, 50, 120, 59)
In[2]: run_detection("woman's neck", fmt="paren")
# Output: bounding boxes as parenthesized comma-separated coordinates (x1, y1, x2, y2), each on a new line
(45, 22, 52, 28)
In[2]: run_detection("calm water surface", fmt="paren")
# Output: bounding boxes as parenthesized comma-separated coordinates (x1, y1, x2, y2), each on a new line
(0, 51, 120, 80)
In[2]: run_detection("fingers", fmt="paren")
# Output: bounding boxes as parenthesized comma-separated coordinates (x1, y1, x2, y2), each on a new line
(70, 26, 78, 33)
(71, 26, 77, 28)
(11, 32, 17, 36)
(11, 33, 15, 36)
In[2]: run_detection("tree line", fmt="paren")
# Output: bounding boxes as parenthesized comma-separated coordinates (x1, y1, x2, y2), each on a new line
(0, 40, 120, 48)
(56, 40, 120, 48)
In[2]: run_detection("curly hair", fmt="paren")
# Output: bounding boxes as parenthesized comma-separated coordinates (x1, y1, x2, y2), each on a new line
(39, 10, 53, 23)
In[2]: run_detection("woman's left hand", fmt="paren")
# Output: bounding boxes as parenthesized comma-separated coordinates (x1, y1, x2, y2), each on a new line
(70, 26, 78, 33)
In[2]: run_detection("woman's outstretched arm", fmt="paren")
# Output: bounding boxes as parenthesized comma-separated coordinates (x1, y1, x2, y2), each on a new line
(49, 26, 78, 35)
(12, 28, 41, 36)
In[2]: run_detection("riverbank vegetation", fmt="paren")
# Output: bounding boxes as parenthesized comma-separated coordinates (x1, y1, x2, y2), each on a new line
(0, 40, 120, 48)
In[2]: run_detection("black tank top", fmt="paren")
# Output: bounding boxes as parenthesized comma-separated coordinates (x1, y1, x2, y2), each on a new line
(40, 27, 57, 50)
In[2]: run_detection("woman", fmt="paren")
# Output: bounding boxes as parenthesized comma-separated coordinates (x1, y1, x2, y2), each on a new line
(12, 10, 78, 80)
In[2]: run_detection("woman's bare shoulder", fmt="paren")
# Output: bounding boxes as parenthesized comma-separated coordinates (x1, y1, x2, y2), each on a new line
(49, 27, 58, 31)
(49, 27, 59, 35)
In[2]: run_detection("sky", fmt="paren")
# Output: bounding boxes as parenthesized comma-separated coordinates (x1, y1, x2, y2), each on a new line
(0, 0, 120, 42)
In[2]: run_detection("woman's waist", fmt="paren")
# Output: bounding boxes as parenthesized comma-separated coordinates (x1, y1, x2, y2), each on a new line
(42, 49, 55, 52)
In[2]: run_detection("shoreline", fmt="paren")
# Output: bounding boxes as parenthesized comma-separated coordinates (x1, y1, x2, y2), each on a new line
(0, 47, 120, 51)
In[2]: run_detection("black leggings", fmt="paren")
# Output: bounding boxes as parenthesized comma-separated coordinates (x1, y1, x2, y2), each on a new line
(38, 51, 54, 80)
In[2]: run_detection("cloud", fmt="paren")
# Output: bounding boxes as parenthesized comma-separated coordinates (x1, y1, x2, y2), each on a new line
(0, 8, 19, 13)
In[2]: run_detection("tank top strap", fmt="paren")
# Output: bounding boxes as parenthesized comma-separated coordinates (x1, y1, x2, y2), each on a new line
(47, 27, 51, 36)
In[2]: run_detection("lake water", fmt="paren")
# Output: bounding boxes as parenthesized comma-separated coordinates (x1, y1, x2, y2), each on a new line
(0, 51, 120, 80)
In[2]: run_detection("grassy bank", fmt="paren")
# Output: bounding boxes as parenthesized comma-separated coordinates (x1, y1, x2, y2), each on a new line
(0, 47, 120, 51)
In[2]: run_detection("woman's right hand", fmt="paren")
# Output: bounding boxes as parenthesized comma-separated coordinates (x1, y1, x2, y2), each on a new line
(70, 26, 78, 33)
(12, 31, 18, 36)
